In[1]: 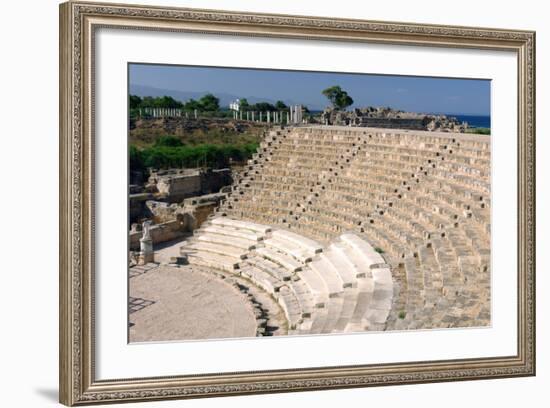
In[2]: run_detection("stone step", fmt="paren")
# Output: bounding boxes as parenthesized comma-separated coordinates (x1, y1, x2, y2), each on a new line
(308, 304, 329, 334)
(322, 247, 357, 287)
(340, 233, 386, 265)
(296, 266, 329, 307)
(309, 258, 344, 295)
(263, 237, 313, 263)
(322, 296, 345, 333)
(334, 288, 359, 332)
(210, 217, 272, 234)
(288, 279, 316, 317)
(202, 225, 263, 242)
(186, 251, 240, 273)
(331, 242, 372, 278)
(245, 255, 293, 281)
(348, 278, 375, 325)
(276, 286, 304, 328)
(181, 241, 246, 259)
(196, 233, 256, 250)
(239, 265, 281, 294)
(271, 229, 323, 254)
(255, 247, 303, 272)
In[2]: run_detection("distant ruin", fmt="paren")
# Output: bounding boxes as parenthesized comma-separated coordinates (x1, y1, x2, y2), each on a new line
(320, 106, 469, 132)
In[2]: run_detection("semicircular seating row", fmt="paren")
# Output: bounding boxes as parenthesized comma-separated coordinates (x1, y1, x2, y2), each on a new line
(180, 216, 393, 334)
(215, 126, 491, 331)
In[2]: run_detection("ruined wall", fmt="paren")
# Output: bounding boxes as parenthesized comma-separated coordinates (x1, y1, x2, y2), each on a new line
(150, 168, 232, 203)
(129, 218, 192, 250)
(356, 118, 426, 130)
(156, 171, 202, 202)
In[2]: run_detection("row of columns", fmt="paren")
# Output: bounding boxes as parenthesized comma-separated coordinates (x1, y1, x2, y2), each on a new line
(140, 105, 304, 124)
(140, 107, 198, 119)
(231, 105, 303, 125)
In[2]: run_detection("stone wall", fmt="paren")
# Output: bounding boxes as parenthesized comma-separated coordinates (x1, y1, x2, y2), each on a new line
(320, 107, 468, 132)
(129, 218, 191, 250)
(146, 192, 225, 225)
(156, 170, 202, 202)
(149, 168, 232, 203)
(356, 117, 427, 130)
(131, 192, 226, 249)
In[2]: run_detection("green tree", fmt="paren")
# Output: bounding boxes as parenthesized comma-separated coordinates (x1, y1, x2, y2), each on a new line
(141, 96, 156, 108)
(239, 98, 250, 111)
(275, 100, 288, 110)
(136, 95, 184, 108)
(250, 102, 276, 112)
(153, 95, 183, 108)
(184, 98, 201, 111)
(198, 93, 220, 111)
(129, 95, 142, 109)
(322, 85, 354, 110)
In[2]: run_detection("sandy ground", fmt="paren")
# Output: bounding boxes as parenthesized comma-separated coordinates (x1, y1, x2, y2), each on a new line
(152, 236, 191, 264)
(129, 264, 258, 342)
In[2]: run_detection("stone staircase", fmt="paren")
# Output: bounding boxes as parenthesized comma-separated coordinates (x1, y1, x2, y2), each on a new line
(180, 216, 394, 334)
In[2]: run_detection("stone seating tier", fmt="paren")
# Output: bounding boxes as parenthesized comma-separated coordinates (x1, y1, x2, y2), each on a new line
(182, 217, 396, 334)
(215, 126, 490, 331)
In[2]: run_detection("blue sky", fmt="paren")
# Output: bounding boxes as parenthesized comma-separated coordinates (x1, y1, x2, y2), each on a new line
(129, 63, 491, 116)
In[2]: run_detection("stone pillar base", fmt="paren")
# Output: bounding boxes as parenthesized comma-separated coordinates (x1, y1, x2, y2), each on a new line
(138, 252, 154, 265)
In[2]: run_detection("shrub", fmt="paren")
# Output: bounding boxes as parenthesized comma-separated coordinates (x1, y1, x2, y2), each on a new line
(374, 247, 385, 254)
(467, 127, 491, 135)
(130, 142, 259, 171)
(398, 311, 406, 319)
(153, 135, 183, 148)
(129, 145, 146, 174)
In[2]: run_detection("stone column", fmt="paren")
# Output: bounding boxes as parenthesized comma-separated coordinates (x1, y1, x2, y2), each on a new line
(194, 109, 198, 119)
(138, 221, 154, 265)
(239, 111, 243, 120)
(252, 111, 255, 122)
(267, 111, 270, 123)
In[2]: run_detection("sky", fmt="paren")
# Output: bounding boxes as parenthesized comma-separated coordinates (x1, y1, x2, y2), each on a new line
(129, 63, 491, 116)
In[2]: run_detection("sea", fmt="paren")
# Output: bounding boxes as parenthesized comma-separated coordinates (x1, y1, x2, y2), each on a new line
(445, 114, 491, 129)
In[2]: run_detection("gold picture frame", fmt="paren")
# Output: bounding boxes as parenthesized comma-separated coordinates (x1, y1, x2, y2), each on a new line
(59, 1, 536, 405)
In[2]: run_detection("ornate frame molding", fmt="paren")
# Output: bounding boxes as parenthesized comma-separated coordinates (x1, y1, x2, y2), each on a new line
(59, 1, 535, 405)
